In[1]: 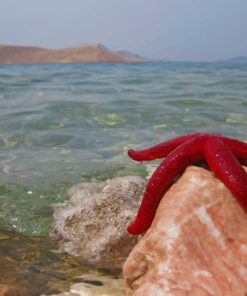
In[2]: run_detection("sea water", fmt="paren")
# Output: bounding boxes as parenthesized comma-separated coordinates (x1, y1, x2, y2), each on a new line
(0, 62, 247, 294)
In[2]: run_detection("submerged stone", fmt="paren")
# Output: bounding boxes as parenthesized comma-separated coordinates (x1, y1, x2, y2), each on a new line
(50, 176, 145, 269)
(41, 273, 131, 296)
(123, 166, 247, 295)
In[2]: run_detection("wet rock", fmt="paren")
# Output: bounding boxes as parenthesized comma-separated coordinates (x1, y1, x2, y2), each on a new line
(50, 176, 145, 269)
(123, 166, 247, 295)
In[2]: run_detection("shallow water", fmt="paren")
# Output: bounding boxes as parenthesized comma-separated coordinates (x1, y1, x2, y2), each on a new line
(1, 62, 247, 294)
(0, 228, 126, 295)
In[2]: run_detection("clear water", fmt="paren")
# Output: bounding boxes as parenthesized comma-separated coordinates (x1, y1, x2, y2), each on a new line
(1, 62, 247, 294)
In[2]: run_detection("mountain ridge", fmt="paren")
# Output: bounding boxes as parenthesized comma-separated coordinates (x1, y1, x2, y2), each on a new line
(0, 44, 146, 64)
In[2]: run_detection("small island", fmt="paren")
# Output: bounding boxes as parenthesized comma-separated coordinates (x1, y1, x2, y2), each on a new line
(0, 44, 146, 64)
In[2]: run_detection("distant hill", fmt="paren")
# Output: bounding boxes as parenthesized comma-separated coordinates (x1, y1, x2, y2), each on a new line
(96, 43, 146, 60)
(0, 44, 146, 64)
(217, 56, 247, 64)
(115, 50, 145, 59)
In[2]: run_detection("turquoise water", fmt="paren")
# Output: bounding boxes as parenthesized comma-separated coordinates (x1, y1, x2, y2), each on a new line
(1, 62, 247, 294)
(1, 62, 247, 236)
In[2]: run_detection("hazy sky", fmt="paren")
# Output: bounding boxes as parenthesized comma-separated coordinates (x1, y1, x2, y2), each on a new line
(1, 0, 247, 61)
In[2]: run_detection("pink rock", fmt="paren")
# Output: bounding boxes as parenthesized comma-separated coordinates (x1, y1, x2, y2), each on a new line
(123, 166, 247, 296)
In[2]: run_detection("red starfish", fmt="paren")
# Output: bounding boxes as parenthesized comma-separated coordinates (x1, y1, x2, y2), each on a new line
(127, 133, 247, 235)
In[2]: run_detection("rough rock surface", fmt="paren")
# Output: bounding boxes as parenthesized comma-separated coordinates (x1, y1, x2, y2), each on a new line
(123, 166, 247, 296)
(50, 176, 145, 269)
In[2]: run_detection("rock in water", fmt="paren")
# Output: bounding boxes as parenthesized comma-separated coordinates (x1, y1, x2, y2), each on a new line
(41, 273, 130, 296)
(123, 166, 247, 295)
(50, 176, 145, 269)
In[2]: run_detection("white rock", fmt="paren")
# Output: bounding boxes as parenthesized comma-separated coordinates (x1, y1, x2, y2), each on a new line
(50, 176, 145, 269)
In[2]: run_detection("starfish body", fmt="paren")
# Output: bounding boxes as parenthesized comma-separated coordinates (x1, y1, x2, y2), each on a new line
(127, 133, 247, 235)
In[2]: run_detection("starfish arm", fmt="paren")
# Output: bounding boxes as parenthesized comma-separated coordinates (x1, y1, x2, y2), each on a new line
(220, 136, 247, 166)
(128, 135, 206, 235)
(204, 137, 247, 212)
(128, 133, 202, 161)
(236, 157, 247, 166)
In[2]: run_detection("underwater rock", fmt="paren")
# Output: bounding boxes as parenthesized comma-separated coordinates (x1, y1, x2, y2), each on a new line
(50, 176, 145, 269)
(123, 166, 247, 295)
(41, 273, 131, 296)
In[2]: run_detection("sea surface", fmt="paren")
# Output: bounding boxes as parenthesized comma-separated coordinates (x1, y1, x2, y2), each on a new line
(1, 62, 247, 294)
